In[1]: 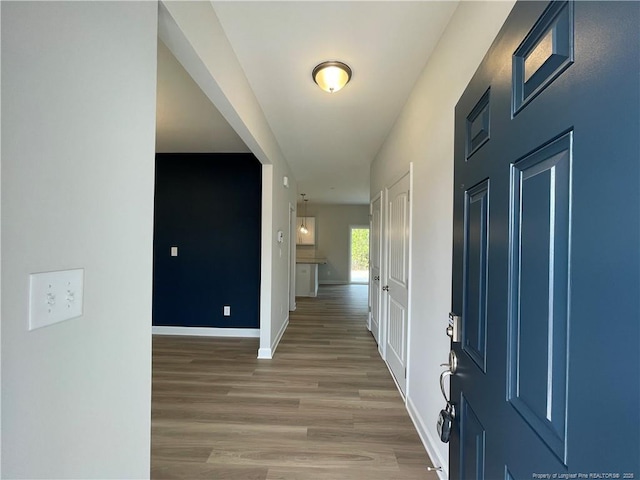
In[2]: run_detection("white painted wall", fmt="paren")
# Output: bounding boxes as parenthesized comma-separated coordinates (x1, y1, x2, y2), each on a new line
(269, 162, 297, 356)
(156, 39, 249, 154)
(1, 2, 157, 478)
(0, 3, 3, 470)
(370, 1, 515, 475)
(297, 204, 370, 284)
(158, 2, 297, 359)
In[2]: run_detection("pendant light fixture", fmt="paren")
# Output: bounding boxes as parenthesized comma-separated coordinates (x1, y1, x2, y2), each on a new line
(312, 61, 352, 93)
(299, 194, 309, 234)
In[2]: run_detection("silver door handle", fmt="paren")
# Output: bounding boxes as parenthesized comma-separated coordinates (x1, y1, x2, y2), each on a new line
(439, 350, 457, 417)
(382, 285, 389, 291)
(374, 276, 380, 281)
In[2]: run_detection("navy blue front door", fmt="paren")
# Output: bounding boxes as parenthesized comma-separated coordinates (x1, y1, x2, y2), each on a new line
(451, 1, 639, 478)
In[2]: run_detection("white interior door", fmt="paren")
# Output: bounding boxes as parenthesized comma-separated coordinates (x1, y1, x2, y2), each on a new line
(369, 194, 382, 344)
(384, 173, 410, 394)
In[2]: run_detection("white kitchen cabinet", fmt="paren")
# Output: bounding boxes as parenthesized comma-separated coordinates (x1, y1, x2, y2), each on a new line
(295, 263, 319, 297)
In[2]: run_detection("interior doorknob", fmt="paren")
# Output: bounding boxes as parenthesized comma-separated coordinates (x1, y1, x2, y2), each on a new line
(382, 285, 389, 291)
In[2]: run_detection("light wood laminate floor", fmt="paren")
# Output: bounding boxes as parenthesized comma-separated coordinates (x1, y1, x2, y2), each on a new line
(151, 284, 437, 479)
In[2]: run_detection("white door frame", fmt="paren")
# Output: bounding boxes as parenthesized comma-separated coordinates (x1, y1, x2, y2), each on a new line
(405, 163, 413, 397)
(369, 192, 383, 342)
(379, 188, 388, 359)
(289, 202, 296, 312)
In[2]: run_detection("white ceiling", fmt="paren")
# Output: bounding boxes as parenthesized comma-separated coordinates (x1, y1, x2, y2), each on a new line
(157, 1, 459, 204)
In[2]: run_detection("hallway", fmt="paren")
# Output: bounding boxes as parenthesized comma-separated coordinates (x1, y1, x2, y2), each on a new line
(151, 285, 437, 479)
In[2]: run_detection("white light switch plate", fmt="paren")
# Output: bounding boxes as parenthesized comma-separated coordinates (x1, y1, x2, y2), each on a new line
(29, 269, 84, 330)
(171, 246, 178, 257)
(223, 306, 231, 316)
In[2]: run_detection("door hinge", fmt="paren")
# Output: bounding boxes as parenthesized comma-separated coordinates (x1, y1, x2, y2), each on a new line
(368, 305, 371, 312)
(404, 367, 407, 378)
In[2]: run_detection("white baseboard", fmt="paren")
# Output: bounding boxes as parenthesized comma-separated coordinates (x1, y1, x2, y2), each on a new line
(152, 326, 260, 338)
(257, 347, 272, 359)
(384, 358, 406, 403)
(271, 314, 289, 355)
(257, 314, 290, 360)
(407, 396, 448, 480)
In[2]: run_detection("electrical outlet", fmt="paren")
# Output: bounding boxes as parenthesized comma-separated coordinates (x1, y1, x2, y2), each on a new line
(29, 269, 84, 330)
(223, 305, 231, 316)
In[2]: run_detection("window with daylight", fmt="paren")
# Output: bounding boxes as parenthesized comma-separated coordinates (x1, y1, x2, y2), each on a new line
(350, 227, 370, 284)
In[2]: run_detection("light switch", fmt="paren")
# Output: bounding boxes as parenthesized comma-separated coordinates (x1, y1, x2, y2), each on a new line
(29, 269, 84, 330)
(223, 305, 231, 316)
(171, 246, 178, 257)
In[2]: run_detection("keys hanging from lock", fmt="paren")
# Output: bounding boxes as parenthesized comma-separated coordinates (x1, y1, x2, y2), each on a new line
(437, 402, 454, 443)
(436, 351, 457, 443)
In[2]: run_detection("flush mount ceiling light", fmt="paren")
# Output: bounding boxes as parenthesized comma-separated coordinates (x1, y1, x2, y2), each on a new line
(312, 61, 352, 93)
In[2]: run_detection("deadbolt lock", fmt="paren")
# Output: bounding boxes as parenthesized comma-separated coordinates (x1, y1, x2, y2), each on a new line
(447, 312, 462, 342)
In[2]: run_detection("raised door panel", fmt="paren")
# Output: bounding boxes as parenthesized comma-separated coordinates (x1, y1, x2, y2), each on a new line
(507, 133, 571, 461)
(460, 396, 486, 480)
(463, 179, 490, 372)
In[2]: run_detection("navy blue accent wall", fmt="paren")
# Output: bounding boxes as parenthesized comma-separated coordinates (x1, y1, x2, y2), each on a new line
(152, 153, 261, 328)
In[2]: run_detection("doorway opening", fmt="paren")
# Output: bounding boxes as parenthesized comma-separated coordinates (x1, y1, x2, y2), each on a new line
(349, 226, 370, 284)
